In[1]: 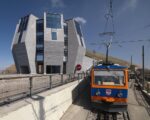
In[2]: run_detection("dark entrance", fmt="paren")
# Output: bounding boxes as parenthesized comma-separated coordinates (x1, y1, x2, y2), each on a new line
(46, 65, 61, 74)
(63, 62, 66, 74)
(36, 62, 44, 74)
(20, 66, 30, 74)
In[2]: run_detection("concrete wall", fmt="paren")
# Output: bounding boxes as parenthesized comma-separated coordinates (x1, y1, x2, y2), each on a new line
(25, 15, 38, 74)
(12, 43, 30, 73)
(44, 41, 64, 73)
(43, 13, 64, 74)
(66, 20, 86, 74)
(0, 79, 87, 120)
(12, 14, 38, 74)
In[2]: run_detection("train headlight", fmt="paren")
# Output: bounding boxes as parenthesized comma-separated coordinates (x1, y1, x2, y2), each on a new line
(96, 90, 101, 96)
(117, 92, 123, 97)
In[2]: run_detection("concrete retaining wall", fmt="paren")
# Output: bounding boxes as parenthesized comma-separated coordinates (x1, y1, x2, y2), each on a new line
(0, 79, 88, 120)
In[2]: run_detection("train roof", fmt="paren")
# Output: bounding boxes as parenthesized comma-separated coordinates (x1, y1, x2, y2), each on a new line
(94, 64, 127, 69)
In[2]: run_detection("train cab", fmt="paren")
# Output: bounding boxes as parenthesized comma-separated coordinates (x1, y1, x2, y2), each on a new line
(90, 63, 129, 112)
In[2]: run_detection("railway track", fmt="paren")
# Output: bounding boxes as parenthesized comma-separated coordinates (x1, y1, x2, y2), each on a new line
(134, 80, 150, 116)
(86, 110, 130, 120)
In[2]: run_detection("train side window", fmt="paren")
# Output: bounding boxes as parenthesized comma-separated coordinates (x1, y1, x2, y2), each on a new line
(94, 76, 102, 85)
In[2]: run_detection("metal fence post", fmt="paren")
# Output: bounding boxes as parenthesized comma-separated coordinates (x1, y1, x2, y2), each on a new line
(29, 77, 33, 97)
(49, 75, 52, 89)
(78, 73, 80, 80)
(69, 74, 71, 81)
(83, 72, 85, 79)
(61, 74, 63, 84)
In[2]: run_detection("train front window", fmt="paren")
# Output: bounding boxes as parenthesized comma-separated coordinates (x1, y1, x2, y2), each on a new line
(94, 71, 125, 86)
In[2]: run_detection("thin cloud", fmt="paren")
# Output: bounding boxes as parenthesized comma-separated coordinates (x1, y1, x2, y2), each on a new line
(117, 0, 138, 17)
(74, 17, 87, 24)
(130, 0, 138, 9)
(50, 0, 65, 8)
(144, 24, 150, 29)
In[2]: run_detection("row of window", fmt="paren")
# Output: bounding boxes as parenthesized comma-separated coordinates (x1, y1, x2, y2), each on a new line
(18, 15, 29, 43)
(35, 17, 85, 61)
(36, 19, 44, 32)
(75, 21, 84, 47)
(18, 15, 29, 32)
(36, 19, 44, 62)
(75, 21, 82, 37)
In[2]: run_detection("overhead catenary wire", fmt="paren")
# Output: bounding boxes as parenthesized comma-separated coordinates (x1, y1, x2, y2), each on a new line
(90, 39, 150, 45)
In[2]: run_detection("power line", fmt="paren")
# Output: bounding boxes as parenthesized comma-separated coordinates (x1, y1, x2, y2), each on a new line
(90, 39, 150, 46)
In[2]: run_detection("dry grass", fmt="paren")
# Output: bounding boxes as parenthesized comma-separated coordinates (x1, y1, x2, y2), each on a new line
(85, 49, 131, 66)
(1, 64, 17, 74)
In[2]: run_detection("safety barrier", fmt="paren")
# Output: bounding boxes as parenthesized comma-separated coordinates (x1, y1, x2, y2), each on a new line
(0, 72, 88, 106)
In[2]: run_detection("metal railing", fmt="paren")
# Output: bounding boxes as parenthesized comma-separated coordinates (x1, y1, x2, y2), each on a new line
(134, 72, 150, 92)
(0, 72, 87, 106)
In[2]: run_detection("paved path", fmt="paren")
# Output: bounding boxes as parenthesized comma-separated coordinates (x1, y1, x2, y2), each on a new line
(61, 85, 91, 120)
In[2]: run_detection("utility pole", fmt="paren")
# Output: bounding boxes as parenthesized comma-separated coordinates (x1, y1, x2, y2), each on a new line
(105, 42, 111, 64)
(131, 55, 132, 66)
(93, 50, 96, 66)
(142, 45, 145, 89)
(106, 45, 109, 64)
(130, 55, 133, 71)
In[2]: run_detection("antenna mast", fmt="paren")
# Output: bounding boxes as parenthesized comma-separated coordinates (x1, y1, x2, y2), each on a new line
(100, 0, 115, 63)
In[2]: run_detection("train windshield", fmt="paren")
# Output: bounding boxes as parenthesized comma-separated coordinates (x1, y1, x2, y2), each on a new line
(94, 70, 125, 86)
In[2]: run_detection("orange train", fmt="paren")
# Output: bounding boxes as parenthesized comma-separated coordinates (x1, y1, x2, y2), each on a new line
(90, 63, 129, 112)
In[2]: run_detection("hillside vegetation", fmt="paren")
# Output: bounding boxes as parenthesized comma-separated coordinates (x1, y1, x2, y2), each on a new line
(0, 64, 16, 74)
(85, 49, 131, 66)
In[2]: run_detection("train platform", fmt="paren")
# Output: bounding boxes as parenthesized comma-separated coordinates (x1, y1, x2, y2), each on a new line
(61, 80, 150, 120)
(128, 80, 150, 120)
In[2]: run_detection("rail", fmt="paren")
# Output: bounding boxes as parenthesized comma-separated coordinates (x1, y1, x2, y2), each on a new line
(0, 72, 87, 106)
(86, 110, 130, 120)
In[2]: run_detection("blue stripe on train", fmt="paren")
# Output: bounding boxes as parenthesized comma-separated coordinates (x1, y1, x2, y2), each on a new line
(94, 65, 127, 69)
(91, 88, 128, 98)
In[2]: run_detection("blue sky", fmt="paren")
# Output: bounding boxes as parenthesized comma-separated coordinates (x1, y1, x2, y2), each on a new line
(0, 0, 150, 70)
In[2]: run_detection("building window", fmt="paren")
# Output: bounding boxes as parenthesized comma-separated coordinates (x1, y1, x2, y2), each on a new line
(64, 49, 68, 56)
(37, 35, 44, 45)
(64, 39, 68, 46)
(75, 21, 84, 46)
(36, 32, 44, 36)
(64, 25, 68, 35)
(18, 15, 29, 43)
(75, 21, 82, 37)
(36, 19, 44, 32)
(18, 32, 23, 43)
(51, 32, 57, 40)
(36, 53, 44, 61)
(46, 13, 61, 28)
(18, 15, 29, 33)
(80, 38, 84, 47)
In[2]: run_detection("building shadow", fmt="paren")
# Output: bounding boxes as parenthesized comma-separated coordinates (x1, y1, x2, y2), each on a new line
(71, 76, 92, 111)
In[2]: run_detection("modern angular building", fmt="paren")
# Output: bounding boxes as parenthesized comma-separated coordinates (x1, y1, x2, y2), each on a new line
(11, 12, 86, 74)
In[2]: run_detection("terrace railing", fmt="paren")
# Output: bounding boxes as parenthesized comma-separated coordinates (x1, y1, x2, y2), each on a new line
(0, 72, 88, 106)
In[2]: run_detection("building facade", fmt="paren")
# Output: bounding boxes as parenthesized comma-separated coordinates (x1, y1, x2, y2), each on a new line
(11, 12, 86, 74)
